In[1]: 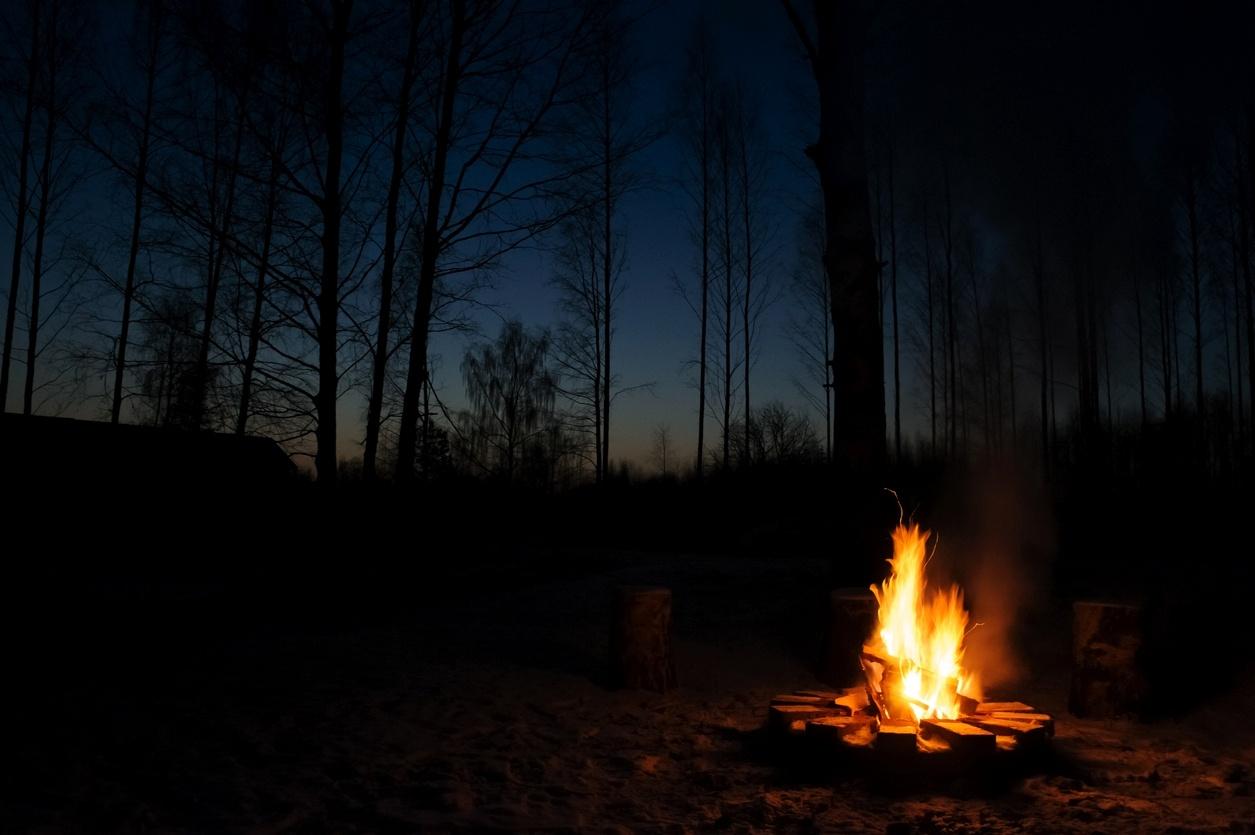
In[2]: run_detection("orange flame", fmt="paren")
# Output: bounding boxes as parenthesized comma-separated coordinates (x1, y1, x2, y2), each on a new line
(869, 523, 980, 721)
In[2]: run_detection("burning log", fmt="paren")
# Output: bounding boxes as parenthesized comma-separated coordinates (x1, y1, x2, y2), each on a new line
(1068, 600, 1146, 718)
(610, 586, 676, 692)
(821, 588, 877, 686)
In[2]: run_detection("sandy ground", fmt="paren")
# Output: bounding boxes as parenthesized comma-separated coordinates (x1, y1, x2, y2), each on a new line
(7, 551, 1254, 833)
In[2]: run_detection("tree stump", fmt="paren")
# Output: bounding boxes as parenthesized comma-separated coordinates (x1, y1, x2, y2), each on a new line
(610, 586, 676, 692)
(820, 587, 876, 686)
(1068, 600, 1147, 718)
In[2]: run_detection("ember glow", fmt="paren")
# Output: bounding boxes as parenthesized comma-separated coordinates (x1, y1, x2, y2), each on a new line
(868, 523, 981, 722)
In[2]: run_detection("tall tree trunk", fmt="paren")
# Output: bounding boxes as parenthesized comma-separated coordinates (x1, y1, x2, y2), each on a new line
(1134, 266, 1147, 430)
(601, 55, 613, 480)
(785, 0, 885, 473)
(591, 233, 603, 481)
(363, 0, 421, 480)
(112, 6, 160, 424)
(1160, 272, 1173, 419)
(1033, 211, 1049, 470)
(943, 171, 956, 458)
(315, 0, 351, 483)
(739, 113, 753, 467)
(968, 256, 989, 450)
(1187, 167, 1204, 417)
(721, 113, 733, 468)
(24, 4, 57, 416)
(696, 96, 709, 478)
(194, 85, 249, 429)
(888, 139, 899, 460)
(396, 0, 464, 481)
(1007, 313, 1017, 449)
(1231, 205, 1244, 446)
(0, 2, 39, 412)
(923, 198, 935, 456)
(1244, 104, 1255, 439)
(236, 155, 279, 435)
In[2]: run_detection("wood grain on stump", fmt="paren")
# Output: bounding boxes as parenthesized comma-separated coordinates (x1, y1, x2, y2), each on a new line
(821, 587, 876, 686)
(1068, 600, 1146, 718)
(610, 585, 677, 693)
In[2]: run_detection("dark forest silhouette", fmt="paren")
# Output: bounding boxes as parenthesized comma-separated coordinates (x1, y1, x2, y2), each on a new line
(0, 0, 1252, 619)
(0, 0, 1251, 501)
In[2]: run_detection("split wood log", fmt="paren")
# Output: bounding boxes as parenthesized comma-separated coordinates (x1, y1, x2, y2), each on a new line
(805, 714, 875, 745)
(793, 689, 843, 702)
(1069, 600, 1146, 718)
(874, 718, 918, 758)
(964, 716, 1049, 744)
(771, 694, 831, 707)
(919, 720, 996, 756)
(610, 586, 677, 692)
(975, 701, 1034, 714)
(769, 703, 845, 735)
(989, 711, 1054, 735)
(821, 588, 877, 686)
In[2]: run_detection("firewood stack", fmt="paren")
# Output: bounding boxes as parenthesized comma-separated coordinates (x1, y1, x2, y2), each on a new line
(767, 688, 1053, 760)
(767, 644, 1053, 763)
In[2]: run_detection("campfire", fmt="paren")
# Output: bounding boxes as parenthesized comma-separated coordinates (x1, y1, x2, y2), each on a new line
(768, 522, 1053, 761)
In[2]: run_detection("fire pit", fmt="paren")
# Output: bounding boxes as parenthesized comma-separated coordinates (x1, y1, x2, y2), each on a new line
(769, 522, 1054, 766)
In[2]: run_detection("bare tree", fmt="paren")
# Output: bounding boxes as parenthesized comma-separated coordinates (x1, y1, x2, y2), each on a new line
(459, 321, 558, 484)
(676, 19, 716, 477)
(788, 203, 831, 461)
(394, 0, 597, 482)
(23, 0, 91, 415)
(650, 423, 674, 477)
(363, 0, 425, 480)
(549, 0, 651, 482)
(107, 0, 164, 424)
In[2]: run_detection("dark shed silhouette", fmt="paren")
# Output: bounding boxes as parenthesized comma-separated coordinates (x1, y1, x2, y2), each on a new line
(0, 414, 296, 490)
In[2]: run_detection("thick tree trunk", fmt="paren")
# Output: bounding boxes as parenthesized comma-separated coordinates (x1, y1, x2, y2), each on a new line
(363, 1, 421, 480)
(798, 0, 885, 473)
(315, 0, 351, 484)
(0, 2, 39, 412)
(396, 0, 464, 482)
